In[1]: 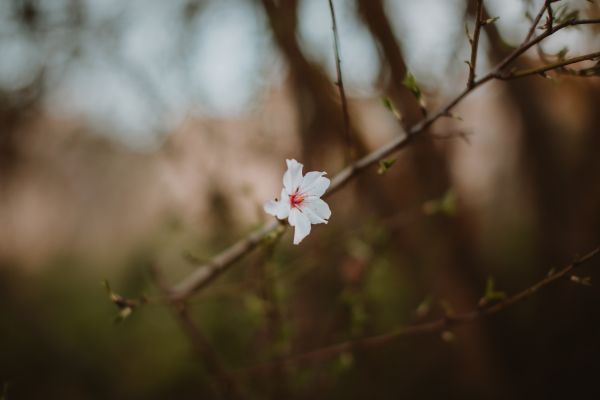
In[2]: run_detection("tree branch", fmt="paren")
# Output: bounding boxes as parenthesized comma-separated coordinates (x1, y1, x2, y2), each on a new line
(152, 267, 243, 400)
(327, 0, 354, 161)
(242, 246, 600, 371)
(165, 12, 600, 302)
(467, 0, 484, 88)
(497, 51, 600, 80)
(525, 0, 552, 43)
(495, 18, 600, 72)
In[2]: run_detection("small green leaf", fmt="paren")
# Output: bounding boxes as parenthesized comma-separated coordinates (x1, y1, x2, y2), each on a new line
(422, 190, 456, 216)
(445, 111, 463, 121)
(336, 351, 354, 372)
(115, 307, 132, 323)
(416, 295, 432, 318)
(465, 23, 472, 43)
(441, 331, 456, 343)
(377, 158, 397, 175)
(556, 47, 569, 62)
(244, 294, 267, 318)
(101, 279, 112, 294)
(479, 277, 507, 307)
(554, 4, 579, 25)
(382, 97, 402, 121)
(103, 279, 146, 323)
(483, 16, 500, 25)
(261, 224, 286, 245)
(570, 275, 592, 286)
(440, 191, 456, 215)
(402, 71, 427, 115)
(439, 299, 456, 317)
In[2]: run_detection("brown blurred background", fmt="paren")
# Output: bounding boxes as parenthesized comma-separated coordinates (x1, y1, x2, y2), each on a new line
(1, 0, 600, 399)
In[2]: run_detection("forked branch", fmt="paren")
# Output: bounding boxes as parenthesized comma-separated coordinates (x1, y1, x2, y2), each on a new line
(165, 6, 600, 302)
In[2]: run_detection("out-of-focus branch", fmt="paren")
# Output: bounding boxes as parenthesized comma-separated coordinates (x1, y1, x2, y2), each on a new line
(466, 0, 484, 88)
(152, 267, 243, 400)
(166, 11, 600, 302)
(327, 0, 354, 161)
(243, 247, 600, 371)
(253, 236, 289, 399)
(525, 0, 553, 43)
(495, 18, 600, 72)
(497, 51, 600, 80)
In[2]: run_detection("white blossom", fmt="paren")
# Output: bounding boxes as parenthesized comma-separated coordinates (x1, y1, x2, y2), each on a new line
(264, 159, 332, 244)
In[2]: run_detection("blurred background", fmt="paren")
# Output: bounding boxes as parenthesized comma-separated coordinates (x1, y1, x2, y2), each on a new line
(1, 0, 600, 398)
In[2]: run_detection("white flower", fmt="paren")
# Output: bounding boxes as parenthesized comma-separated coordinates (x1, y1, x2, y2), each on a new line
(264, 159, 332, 245)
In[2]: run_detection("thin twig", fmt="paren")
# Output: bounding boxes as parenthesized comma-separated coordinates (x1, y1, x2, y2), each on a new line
(497, 51, 600, 80)
(529, 1, 556, 63)
(327, 0, 354, 161)
(545, 1, 554, 31)
(467, 0, 484, 88)
(167, 14, 600, 302)
(241, 247, 599, 372)
(495, 18, 600, 72)
(525, 0, 551, 43)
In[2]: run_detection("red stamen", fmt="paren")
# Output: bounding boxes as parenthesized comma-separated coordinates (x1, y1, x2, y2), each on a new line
(289, 191, 304, 208)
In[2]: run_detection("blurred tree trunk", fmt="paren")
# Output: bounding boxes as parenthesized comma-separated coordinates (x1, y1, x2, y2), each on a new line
(260, 0, 367, 167)
(357, 0, 422, 126)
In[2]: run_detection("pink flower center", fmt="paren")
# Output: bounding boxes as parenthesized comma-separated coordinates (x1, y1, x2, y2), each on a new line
(289, 191, 305, 208)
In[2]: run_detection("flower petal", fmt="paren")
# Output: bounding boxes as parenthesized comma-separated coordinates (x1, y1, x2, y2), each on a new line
(302, 176, 330, 197)
(264, 189, 290, 220)
(301, 204, 327, 224)
(304, 197, 331, 220)
(283, 159, 303, 194)
(275, 188, 290, 219)
(299, 171, 325, 194)
(289, 208, 311, 245)
(263, 200, 279, 216)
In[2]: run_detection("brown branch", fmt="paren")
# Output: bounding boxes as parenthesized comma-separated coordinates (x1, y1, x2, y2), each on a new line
(253, 238, 289, 399)
(166, 13, 600, 302)
(497, 51, 600, 80)
(327, 0, 354, 161)
(525, 0, 552, 43)
(467, 0, 484, 88)
(545, 1, 554, 31)
(242, 246, 600, 372)
(527, 0, 554, 62)
(176, 307, 243, 400)
(496, 18, 600, 72)
(152, 267, 243, 400)
(169, 221, 282, 300)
